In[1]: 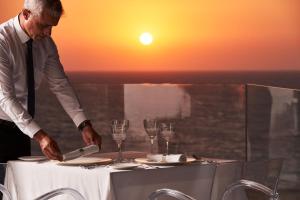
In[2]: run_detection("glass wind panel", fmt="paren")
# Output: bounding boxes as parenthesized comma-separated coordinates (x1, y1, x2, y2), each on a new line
(34, 82, 245, 160)
(247, 84, 300, 189)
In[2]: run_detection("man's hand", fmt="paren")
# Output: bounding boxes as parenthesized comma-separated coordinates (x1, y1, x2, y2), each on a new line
(33, 130, 63, 161)
(81, 125, 102, 149)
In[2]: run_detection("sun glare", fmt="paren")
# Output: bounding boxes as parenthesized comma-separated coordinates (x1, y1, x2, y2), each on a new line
(139, 32, 153, 45)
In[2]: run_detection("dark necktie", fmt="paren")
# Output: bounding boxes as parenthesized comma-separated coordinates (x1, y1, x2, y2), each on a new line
(26, 39, 35, 117)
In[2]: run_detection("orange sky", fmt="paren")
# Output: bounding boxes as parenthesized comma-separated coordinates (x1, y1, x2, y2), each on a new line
(1, 0, 300, 71)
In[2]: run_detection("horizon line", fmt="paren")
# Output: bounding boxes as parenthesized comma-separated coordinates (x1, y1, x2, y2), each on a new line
(65, 69, 300, 73)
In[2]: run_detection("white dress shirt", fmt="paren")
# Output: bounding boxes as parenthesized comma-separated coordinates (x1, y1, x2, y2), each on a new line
(0, 15, 87, 138)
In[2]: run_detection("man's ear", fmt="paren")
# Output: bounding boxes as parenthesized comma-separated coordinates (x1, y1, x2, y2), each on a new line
(22, 9, 31, 20)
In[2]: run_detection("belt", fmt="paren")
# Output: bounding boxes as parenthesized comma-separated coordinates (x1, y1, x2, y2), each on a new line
(0, 119, 17, 128)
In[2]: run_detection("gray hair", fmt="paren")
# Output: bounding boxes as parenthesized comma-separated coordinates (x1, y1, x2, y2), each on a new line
(24, 0, 64, 18)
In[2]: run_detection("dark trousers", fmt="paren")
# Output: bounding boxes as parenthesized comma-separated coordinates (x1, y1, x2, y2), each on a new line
(0, 120, 31, 163)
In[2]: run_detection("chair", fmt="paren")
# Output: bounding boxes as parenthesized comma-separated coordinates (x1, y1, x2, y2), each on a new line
(1, 185, 85, 200)
(221, 179, 279, 200)
(0, 163, 86, 200)
(33, 188, 86, 200)
(147, 163, 217, 200)
(0, 163, 12, 200)
(210, 161, 244, 200)
(148, 159, 283, 200)
(148, 188, 196, 200)
(115, 162, 217, 200)
(0, 183, 12, 200)
(242, 158, 283, 191)
(221, 158, 283, 200)
(148, 161, 244, 200)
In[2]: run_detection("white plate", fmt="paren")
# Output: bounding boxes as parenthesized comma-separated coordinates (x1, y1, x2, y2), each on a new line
(112, 163, 141, 170)
(134, 157, 196, 165)
(18, 156, 47, 162)
(57, 157, 112, 166)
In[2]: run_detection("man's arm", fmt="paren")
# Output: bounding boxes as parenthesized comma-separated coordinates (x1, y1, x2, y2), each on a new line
(43, 37, 102, 148)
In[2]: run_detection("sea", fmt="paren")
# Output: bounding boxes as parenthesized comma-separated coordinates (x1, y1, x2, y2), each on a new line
(32, 70, 300, 190)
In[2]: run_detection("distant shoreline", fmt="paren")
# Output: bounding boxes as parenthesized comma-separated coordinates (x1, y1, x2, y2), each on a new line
(65, 70, 300, 89)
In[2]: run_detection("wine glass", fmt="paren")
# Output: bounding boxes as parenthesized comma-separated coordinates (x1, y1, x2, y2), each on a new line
(111, 120, 129, 163)
(143, 119, 159, 154)
(160, 122, 175, 155)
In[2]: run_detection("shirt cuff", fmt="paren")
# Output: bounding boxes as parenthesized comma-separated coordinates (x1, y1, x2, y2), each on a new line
(23, 120, 42, 138)
(73, 112, 88, 127)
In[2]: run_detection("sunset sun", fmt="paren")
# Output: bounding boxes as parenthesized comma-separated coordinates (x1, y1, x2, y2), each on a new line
(139, 32, 153, 45)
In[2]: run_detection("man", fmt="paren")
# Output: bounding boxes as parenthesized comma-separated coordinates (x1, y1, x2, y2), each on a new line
(0, 0, 101, 162)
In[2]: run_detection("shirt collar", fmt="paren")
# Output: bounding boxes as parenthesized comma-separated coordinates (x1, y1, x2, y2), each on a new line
(13, 15, 30, 44)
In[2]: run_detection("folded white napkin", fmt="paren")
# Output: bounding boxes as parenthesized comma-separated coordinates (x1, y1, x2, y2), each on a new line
(147, 154, 164, 162)
(147, 154, 187, 163)
(62, 145, 99, 161)
(165, 154, 187, 162)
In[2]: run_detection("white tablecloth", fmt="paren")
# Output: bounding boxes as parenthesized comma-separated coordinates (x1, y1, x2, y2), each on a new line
(5, 161, 217, 200)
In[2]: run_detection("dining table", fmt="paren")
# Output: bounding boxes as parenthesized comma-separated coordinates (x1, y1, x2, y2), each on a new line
(4, 151, 246, 200)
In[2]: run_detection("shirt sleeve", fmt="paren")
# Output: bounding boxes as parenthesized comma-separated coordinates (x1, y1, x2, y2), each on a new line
(0, 36, 41, 138)
(43, 37, 88, 127)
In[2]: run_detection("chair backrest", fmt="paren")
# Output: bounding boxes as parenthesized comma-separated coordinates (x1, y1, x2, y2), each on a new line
(210, 161, 245, 200)
(242, 158, 283, 192)
(148, 188, 197, 200)
(113, 163, 217, 200)
(221, 179, 279, 200)
(147, 161, 246, 200)
(33, 188, 86, 200)
(0, 163, 12, 200)
(221, 158, 283, 200)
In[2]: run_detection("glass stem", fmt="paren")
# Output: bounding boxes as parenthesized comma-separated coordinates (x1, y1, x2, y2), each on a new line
(150, 139, 154, 154)
(117, 143, 122, 162)
(166, 141, 169, 155)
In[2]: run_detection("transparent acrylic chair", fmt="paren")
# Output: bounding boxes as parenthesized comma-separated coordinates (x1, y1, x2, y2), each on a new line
(0, 162, 86, 200)
(33, 188, 86, 200)
(0, 163, 12, 200)
(221, 158, 283, 200)
(148, 163, 217, 200)
(148, 159, 283, 200)
(148, 188, 197, 200)
(210, 161, 244, 200)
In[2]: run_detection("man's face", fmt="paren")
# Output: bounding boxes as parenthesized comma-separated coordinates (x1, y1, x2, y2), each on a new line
(23, 9, 60, 40)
